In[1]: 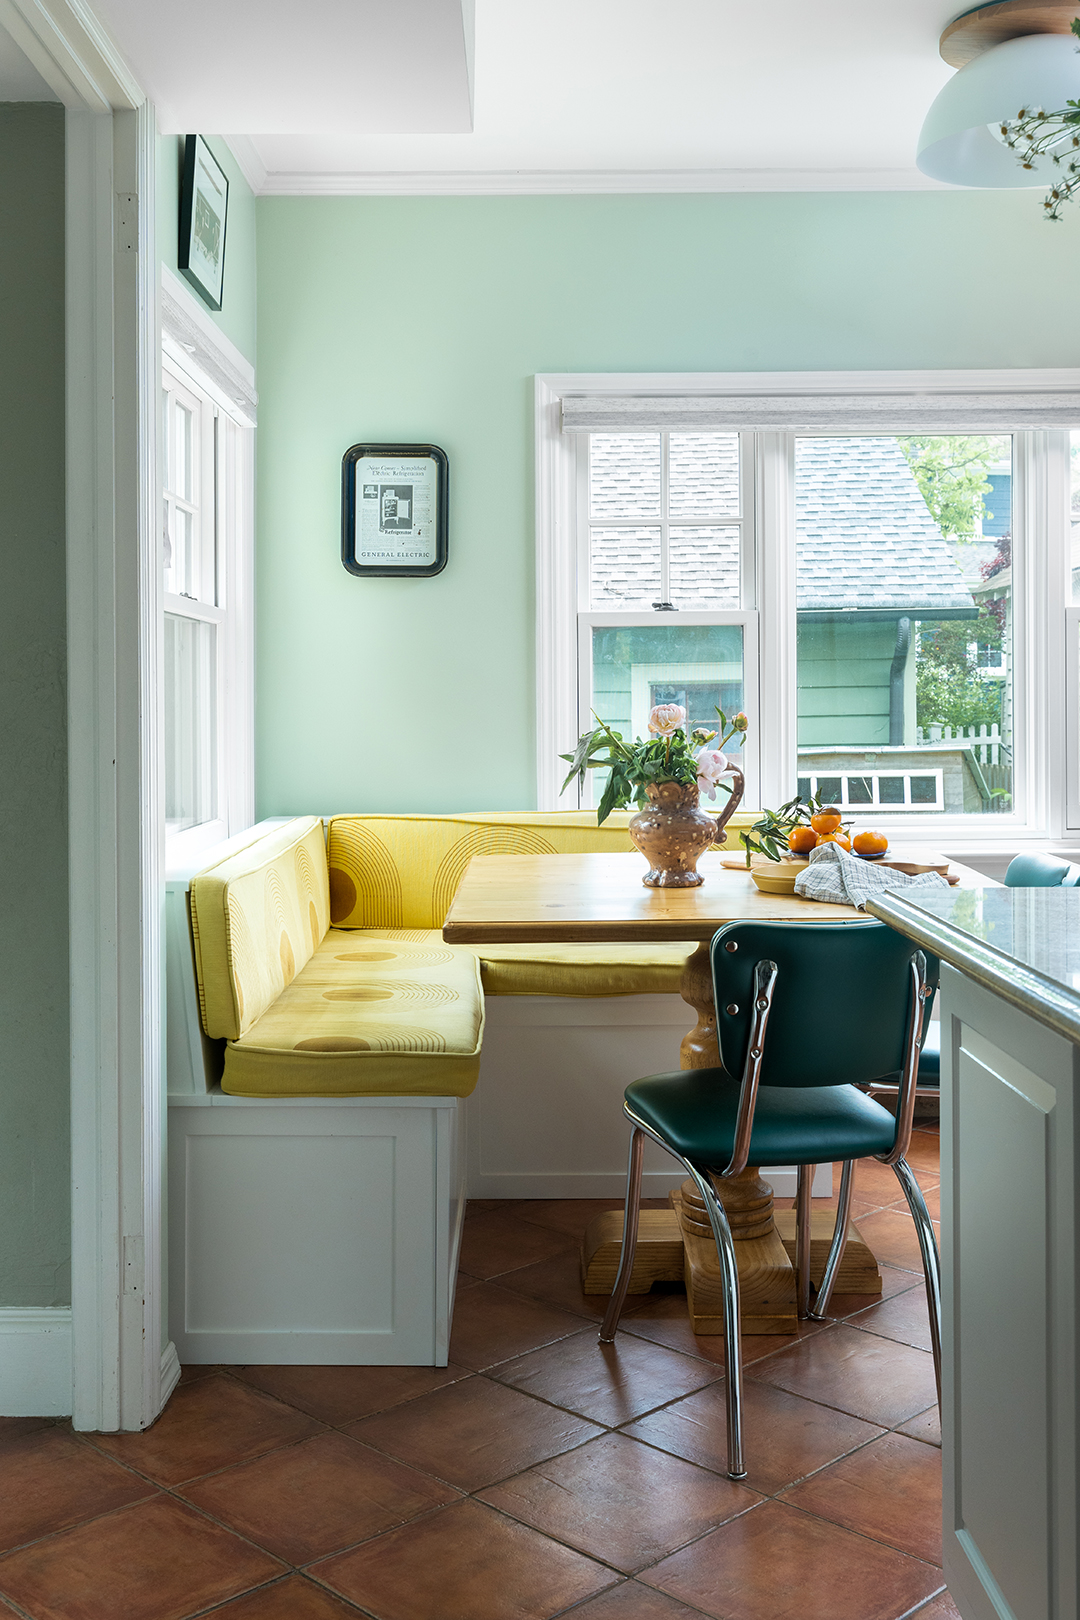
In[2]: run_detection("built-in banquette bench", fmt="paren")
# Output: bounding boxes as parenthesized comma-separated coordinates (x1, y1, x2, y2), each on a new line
(166, 808, 756, 1367)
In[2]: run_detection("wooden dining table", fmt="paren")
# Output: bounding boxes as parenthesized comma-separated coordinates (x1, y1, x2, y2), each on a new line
(442, 848, 986, 1334)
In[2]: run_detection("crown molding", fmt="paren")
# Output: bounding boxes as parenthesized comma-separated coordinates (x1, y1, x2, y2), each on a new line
(0, 0, 141, 111)
(221, 134, 268, 196)
(253, 165, 953, 198)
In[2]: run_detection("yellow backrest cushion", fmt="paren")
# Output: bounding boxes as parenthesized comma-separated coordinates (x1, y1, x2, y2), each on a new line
(326, 809, 757, 929)
(191, 816, 331, 1040)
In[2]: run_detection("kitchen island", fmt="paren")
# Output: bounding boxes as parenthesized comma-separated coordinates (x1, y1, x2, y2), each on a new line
(866, 885, 1080, 1620)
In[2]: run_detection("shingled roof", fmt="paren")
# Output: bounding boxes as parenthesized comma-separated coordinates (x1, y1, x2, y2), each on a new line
(796, 437, 975, 615)
(587, 433, 976, 616)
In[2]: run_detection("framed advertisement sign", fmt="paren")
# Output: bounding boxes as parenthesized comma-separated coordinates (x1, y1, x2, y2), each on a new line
(341, 444, 449, 578)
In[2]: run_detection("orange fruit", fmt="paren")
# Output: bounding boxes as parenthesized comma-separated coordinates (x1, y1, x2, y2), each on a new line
(787, 826, 817, 854)
(815, 830, 851, 851)
(810, 807, 842, 834)
(853, 829, 888, 856)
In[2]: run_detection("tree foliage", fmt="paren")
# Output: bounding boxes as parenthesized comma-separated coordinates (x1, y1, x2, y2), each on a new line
(916, 612, 1003, 732)
(898, 435, 1005, 540)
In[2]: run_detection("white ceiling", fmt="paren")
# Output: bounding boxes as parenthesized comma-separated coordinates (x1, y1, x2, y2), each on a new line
(0, 23, 59, 101)
(68, 1, 972, 194)
(238, 1, 961, 194)
(92, 0, 475, 136)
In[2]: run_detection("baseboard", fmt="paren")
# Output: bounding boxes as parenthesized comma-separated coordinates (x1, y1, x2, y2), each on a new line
(464, 1165, 833, 1200)
(0, 1308, 72, 1416)
(160, 1339, 181, 1408)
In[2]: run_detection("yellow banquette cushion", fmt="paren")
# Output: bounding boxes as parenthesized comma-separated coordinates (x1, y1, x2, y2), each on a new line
(190, 817, 484, 1098)
(326, 810, 755, 997)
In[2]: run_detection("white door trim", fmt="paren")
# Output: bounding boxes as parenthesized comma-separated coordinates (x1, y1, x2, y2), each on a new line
(0, 0, 140, 111)
(58, 5, 169, 1427)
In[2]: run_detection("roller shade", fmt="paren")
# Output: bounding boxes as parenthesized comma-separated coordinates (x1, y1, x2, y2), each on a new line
(560, 392, 1080, 433)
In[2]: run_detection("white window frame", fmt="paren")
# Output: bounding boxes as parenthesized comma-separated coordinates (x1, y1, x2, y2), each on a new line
(1066, 605, 1080, 830)
(161, 271, 256, 864)
(578, 611, 761, 809)
(536, 372, 1080, 844)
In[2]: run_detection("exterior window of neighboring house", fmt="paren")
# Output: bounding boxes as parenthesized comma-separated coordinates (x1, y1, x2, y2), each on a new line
(539, 376, 1080, 836)
(580, 432, 756, 805)
(162, 352, 253, 850)
(794, 435, 1013, 816)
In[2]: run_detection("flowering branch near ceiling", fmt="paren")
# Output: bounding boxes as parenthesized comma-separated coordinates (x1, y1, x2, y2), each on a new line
(998, 17, 1080, 218)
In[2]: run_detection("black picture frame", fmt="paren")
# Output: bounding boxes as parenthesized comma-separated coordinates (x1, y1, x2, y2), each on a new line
(341, 443, 449, 578)
(178, 135, 229, 311)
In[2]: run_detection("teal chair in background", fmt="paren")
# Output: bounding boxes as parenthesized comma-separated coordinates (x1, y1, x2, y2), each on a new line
(599, 919, 939, 1481)
(1003, 852, 1080, 888)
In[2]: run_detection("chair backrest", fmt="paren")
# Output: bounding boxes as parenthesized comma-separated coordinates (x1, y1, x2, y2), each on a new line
(710, 919, 936, 1089)
(1005, 852, 1080, 887)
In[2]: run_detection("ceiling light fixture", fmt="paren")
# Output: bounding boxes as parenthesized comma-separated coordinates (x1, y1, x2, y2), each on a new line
(917, 1, 1080, 188)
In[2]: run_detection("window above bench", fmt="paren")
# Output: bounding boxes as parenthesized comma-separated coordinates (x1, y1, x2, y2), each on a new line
(537, 370, 1080, 843)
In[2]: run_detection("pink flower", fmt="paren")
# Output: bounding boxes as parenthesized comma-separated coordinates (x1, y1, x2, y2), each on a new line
(696, 748, 730, 800)
(648, 703, 686, 737)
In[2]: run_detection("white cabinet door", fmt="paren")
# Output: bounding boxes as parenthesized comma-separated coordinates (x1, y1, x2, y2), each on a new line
(940, 964, 1079, 1620)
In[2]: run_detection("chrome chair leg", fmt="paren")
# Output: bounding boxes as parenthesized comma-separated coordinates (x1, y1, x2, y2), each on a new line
(811, 1159, 855, 1321)
(795, 1164, 814, 1319)
(891, 1155, 942, 1407)
(686, 1164, 747, 1480)
(598, 1127, 646, 1344)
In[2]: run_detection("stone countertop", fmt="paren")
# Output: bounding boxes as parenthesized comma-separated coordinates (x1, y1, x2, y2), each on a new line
(866, 886, 1080, 1045)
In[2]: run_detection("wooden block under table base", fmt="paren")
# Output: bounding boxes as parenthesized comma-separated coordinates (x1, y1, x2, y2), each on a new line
(580, 1208, 684, 1296)
(579, 1202, 882, 1336)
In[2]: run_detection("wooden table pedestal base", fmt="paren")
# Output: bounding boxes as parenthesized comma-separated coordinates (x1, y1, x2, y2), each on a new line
(580, 1195, 881, 1334)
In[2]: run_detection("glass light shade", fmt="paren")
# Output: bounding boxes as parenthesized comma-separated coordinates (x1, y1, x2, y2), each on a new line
(918, 33, 1080, 185)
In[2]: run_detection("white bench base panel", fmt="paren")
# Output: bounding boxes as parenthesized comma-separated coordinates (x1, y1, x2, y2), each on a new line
(467, 993, 830, 1199)
(168, 1094, 465, 1366)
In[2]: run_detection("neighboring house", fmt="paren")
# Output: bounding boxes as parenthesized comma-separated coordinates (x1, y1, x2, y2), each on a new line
(982, 466, 1012, 538)
(796, 436, 976, 751)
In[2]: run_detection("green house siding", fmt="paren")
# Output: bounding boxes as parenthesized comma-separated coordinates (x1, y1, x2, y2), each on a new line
(797, 620, 898, 748)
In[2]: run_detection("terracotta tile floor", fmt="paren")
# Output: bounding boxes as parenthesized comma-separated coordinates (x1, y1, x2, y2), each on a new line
(0, 1131, 956, 1620)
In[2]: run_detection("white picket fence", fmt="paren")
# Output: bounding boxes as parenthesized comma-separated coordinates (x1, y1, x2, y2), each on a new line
(915, 723, 1008, 767)
(915, 723, 1012, 808)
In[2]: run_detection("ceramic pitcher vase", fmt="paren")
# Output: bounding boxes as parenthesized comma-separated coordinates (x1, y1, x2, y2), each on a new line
(628, 771, 745, 888)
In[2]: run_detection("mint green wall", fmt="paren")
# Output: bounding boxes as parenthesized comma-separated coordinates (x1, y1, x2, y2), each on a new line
(0, 105, 69, 1306)
(255, 191, 1080, 815)
(157, 134, 257, 365)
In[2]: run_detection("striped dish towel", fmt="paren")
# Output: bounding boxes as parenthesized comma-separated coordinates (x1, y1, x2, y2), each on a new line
(793, 842, 950, 911)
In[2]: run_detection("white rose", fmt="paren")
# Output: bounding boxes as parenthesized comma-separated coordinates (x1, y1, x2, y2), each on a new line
(648, 703, 686, 737)
(695, 748, 730, 801)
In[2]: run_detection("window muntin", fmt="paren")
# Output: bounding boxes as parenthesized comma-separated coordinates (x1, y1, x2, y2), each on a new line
(794, 434, 1013, 816)
(587, 432, 743, 610)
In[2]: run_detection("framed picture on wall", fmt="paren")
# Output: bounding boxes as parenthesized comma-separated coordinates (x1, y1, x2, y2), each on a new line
(341, 443, 449, 577)
(178, 135, 229, 311)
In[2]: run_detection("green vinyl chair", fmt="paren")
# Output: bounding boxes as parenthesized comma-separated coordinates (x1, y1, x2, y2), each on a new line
(871, 851, 1080, 1103)
(599, 919, 939, 1481)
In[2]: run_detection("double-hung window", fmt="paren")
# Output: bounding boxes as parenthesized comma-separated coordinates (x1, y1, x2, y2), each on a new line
(579, 431, 757, 804)
(162, 349, 253, 855)
(539, 374, 1080, 842)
